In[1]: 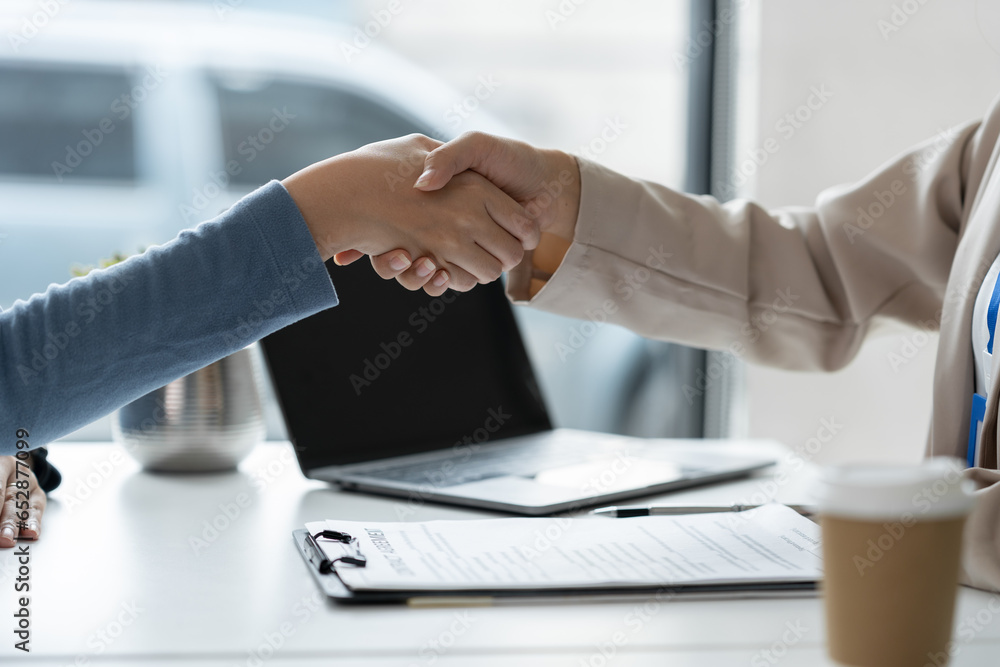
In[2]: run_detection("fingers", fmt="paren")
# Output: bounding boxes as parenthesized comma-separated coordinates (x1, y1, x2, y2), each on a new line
(333, 250, 365, 266)
(454, 245, 505, 285)
(434, 172, 526, 277)
(368, 251, 416, 280)
(414, 131, 503, 192)
(394, 264, 454, 293)
(21, 491, 44, 540)
(0, 491, 16, 547)
(483, 191, 539, 253)
(0, 457, 45, 547)
(470, 215, 523, 273)
(422, 270, 451, 297)
(371, 252, 463, 294)
(372, 254, 435, 289)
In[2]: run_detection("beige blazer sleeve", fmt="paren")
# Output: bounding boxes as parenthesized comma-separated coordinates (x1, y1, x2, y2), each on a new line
(511, 123, 985, 370)
(508, 93, 1000, 591)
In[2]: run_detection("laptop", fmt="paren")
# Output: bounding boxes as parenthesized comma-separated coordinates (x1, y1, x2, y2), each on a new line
(260, 259, 775, 516)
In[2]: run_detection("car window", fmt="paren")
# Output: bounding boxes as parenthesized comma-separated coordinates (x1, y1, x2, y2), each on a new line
(0, 65, 136, 182)
(213, 76, 425, 185)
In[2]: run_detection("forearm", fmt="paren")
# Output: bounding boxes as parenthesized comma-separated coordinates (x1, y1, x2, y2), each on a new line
(506, 149, 580, 299)
(0, 181, 337, 454)
(510, 116, 982, 371)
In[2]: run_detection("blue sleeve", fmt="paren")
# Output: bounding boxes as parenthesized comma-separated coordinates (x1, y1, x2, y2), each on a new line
(0, 180, 338, 454)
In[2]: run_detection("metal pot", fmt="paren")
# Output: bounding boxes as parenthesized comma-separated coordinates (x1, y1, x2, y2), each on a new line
(112, 344, 266, 472)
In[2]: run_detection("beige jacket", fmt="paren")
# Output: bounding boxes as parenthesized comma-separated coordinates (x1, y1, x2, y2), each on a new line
(508, 94, 1000, 592)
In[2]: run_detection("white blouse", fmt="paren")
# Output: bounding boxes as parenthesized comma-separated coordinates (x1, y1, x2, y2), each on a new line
(972, 253, 1000, 398)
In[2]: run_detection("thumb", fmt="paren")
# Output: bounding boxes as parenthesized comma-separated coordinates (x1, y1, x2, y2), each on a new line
(413, 131, 497, 191)
(333, 250, 364, 266)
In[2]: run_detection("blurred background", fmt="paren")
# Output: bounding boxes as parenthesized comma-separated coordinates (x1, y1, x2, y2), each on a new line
(2, 0, 1000, 464)
(0, 0, 710, 447)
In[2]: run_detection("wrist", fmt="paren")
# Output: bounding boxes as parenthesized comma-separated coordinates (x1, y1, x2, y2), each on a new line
(539, 149, 581, 241)
(282, 155, 357, 262)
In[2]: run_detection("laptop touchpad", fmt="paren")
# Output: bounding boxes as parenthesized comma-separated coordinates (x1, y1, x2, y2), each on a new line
(441, 459, 687, 507)
(533, 459, 685, 492)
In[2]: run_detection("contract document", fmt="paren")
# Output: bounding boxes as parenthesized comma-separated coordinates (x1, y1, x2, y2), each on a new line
(300, 504, 821, 598)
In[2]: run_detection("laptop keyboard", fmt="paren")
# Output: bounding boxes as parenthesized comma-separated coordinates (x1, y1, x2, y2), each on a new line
(350, 441, 598, 487)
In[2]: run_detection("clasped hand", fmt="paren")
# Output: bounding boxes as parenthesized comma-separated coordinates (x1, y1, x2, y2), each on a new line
(284, 134, 540, 293)
(0, 132, 579, 549)
(0, 456, 44, 547)
(285, 131, 580, 297)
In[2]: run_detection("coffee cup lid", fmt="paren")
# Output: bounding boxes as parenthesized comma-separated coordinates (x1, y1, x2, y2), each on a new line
(815, 457, 976, 521)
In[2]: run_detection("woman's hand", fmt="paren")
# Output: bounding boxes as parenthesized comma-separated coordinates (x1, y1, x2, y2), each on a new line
(283, 134, 540, 292)
(335, 131, 581, 296)
(0, 455, 45, 548)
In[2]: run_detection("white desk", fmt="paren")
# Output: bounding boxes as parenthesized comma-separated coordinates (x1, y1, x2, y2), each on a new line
(2, 442, 999, 665)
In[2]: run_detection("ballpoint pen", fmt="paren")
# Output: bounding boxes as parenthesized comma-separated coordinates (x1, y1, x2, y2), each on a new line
(590, 503, 815, 518)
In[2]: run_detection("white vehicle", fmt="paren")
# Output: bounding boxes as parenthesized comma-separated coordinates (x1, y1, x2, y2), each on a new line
(0, 1, 493, 307)
(0, 1, 707, 441)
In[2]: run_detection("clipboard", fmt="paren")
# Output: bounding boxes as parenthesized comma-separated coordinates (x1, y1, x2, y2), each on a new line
(291, 529, 818, 606)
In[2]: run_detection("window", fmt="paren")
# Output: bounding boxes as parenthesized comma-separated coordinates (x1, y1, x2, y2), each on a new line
(0, 65, 136, 182)
(361, 0, 698, 436)
(0, 1, 720, 442)
(213, 76, 425, 186)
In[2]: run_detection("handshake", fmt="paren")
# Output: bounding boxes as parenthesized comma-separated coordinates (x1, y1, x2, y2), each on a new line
(282, 132, 581, 296)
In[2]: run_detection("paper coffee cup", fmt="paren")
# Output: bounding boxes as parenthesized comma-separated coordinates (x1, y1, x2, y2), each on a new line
(815, 458, 976, 667)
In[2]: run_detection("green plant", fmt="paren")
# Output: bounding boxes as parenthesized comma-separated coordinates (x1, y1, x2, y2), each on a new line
(70, 249, 144, 277)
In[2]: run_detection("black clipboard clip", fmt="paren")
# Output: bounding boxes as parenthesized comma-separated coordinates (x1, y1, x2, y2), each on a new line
(305, 530, 368, 573)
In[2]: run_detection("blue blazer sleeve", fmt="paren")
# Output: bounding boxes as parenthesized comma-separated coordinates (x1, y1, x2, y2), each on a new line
(0, 180, 338, 456)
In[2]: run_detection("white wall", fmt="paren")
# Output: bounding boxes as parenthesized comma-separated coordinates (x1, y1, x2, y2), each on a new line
(742, 0, 1000, 463)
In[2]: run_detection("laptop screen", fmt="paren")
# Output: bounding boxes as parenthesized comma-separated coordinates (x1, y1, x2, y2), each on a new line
(261, 259, 552, 470)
